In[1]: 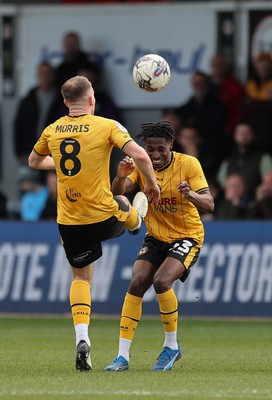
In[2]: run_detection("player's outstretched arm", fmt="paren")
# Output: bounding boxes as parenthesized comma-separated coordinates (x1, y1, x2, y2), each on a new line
(123, 141, 160, 204)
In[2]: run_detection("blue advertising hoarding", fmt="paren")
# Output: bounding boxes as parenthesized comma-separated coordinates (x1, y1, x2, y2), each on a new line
(0, 221, 271, 317)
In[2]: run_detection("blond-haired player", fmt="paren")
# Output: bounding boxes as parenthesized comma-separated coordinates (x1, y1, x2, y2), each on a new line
(28, 76, 160, 371)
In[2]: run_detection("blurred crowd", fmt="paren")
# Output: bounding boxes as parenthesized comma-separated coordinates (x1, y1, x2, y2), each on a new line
(164, 51, 272, 221)
(1, 31, 272, 222)
(1, 31, 123, 221)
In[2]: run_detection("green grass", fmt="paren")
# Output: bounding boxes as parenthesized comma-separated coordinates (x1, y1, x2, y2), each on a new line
(0, 317, 271, 400)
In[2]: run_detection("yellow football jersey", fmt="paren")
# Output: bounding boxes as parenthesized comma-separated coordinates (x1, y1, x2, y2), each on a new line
(128, 152, 208, 244)
(34, 115, 132, 224)
(246, 79, 272, 101)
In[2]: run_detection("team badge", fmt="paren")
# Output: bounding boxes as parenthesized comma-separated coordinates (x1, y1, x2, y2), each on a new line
(139, 246, 148, 255)
(114, 121, 128, 132)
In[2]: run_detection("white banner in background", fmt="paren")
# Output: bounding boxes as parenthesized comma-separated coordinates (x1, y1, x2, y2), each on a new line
(17, 5, 216, 107)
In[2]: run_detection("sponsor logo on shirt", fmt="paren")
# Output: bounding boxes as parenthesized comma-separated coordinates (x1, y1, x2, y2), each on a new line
(154, 196, 177, 213)
(66, 188, 81, 202)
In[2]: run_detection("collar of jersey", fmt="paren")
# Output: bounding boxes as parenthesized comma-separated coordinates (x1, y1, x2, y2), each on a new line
(154, 152, 173, 173)
(68, 114, 87, 118)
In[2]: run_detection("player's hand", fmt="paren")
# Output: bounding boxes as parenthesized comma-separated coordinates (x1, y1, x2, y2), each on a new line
(177, 181, 191, 199)
(144, 183, 160, 204)
(117, 156, 134, 178)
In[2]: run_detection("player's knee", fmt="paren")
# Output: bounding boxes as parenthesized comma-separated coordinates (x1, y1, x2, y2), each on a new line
(116, 195, 130, 207)
(153, 275, 171, 293)
(115, 195, 132, 216)
(128, 276, 148, 297)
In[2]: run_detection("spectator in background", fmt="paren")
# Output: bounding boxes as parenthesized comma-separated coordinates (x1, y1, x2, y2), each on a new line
(245, 52, 272, 153)
(77, 60, 123, 122)
(18, 165, 48, 221)
(162, 108, 183, 137)
(40, 171, 57, 220)
(173, 71, 229, 175)
(173, 124, 201, 155)
(55, 31, 90, 88)
(13, 62, 66, 170)
(173, 124, 214, 176)
(248, 171, 272, 219)
(210, 54, 245, 136)
(246, 52, 272, 101)
(216, 173, 252, 220)
(216, 122, 272, 198)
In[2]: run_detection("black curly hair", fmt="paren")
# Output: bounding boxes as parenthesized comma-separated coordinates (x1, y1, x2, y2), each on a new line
(136, 121, 175, 142)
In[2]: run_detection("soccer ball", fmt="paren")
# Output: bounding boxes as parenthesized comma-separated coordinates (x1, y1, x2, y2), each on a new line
(132, 54, 171, 92)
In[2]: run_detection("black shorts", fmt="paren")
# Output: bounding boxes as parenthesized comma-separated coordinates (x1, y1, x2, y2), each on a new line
(59, 196, 129, 268)
(135, 236, 201, 282)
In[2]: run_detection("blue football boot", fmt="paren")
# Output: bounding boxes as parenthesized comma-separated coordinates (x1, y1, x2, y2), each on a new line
(104, 356, 129, 371)
(152, 342, 182, 371)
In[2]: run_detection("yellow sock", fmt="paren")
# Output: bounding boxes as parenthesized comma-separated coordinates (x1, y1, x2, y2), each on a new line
(120, 292, 142, 341)
(124, 207, 139, 230)
(157, 288, 178, 333)
(70, 280, 91, 326)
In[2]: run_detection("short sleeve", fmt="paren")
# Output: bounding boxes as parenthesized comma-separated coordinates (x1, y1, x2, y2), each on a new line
(109, 121, 133, 149)
(187, 157, 209, 192)
(34, 127, 50, 155)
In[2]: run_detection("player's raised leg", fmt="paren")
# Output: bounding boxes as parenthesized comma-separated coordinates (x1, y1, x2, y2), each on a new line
(125, 192, 148, 235)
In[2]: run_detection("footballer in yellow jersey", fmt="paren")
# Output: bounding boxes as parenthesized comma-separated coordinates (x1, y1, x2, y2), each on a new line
(127, 152, 207, 244)
(28, 76, 160, 372)
(34, 114, 134, 225)
(104, 121, 214, 372)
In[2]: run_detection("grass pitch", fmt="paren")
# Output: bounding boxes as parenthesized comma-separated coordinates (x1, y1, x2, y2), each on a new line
(0, 317, 271, 400)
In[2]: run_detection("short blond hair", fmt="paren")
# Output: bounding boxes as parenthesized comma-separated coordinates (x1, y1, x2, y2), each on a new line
(61, 75, 92, 103)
